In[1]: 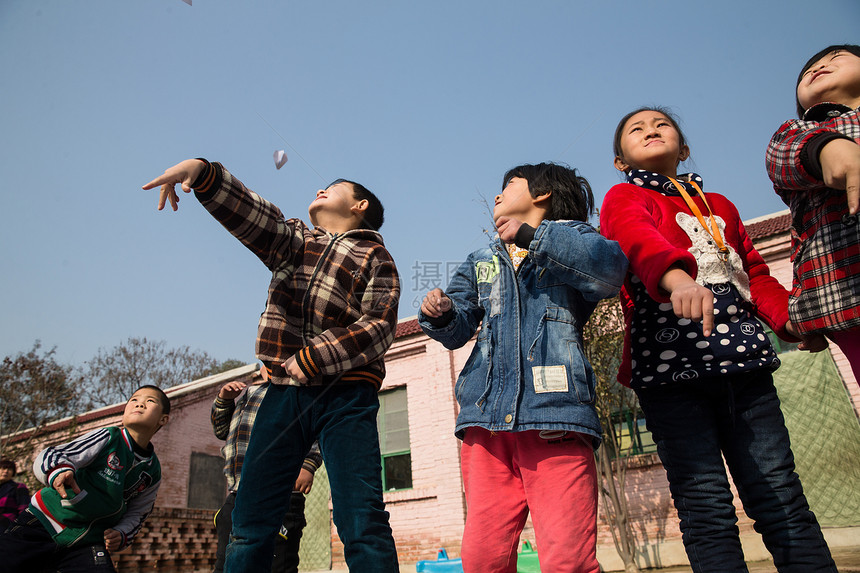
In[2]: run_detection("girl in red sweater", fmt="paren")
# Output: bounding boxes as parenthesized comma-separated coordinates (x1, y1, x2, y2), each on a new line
(599, 106, 835, 573)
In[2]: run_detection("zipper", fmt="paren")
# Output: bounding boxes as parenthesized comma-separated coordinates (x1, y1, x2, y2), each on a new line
(301, 233, 341, 346)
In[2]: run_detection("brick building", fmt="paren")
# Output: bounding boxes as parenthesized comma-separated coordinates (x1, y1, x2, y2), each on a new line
(5, 210, 860, 571)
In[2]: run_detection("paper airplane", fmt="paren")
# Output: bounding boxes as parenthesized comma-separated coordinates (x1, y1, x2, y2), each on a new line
(273, 150, 288, 170)
(181, 0, 191, 5)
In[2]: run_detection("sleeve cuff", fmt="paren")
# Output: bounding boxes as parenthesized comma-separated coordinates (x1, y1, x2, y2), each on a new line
(296, 347, 321, 380)
(47, 466, 75, 488)
(800, 132, 853, 181)
(514, 223, 536, 250)
(192, 159, 220, 195)
(420, 309, 455, 328)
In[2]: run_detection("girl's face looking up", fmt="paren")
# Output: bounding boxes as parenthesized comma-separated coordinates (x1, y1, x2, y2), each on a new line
(614, 111, 689, 178)
(797, 49, 860, 112)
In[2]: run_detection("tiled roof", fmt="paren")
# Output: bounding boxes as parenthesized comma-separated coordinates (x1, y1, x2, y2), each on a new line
(396, 318, 421, 338)
(744, 210, 792, 240)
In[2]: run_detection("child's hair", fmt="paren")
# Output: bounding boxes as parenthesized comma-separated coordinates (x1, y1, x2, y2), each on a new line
(328, 178, 385, 231)
(612, 106, 689, 162)
(0, 459, 16, 473)
(502, 162, 594, 221)
(796, 44, 860, 118)
(134, 385, 171, 415)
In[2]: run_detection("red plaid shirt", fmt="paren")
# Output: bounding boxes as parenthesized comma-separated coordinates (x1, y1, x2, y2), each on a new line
(766, 103, 860, 333)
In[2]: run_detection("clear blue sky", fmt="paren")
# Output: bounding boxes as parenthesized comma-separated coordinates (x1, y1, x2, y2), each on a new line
(1, 0, 857, 366)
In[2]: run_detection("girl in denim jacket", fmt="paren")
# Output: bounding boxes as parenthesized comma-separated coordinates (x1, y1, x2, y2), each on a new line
(600, 106, 835, 572)
(419, 163, 626, 573)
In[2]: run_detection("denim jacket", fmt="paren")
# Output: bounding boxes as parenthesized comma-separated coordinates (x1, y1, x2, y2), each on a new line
(419, 220, 628, 446)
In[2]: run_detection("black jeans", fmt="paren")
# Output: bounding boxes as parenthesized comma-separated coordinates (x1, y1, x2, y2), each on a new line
(637, 371, 836, 573)
(214, 491, 306, 573)
(226, 383, 398, 573)
(0, 509, 116, 573)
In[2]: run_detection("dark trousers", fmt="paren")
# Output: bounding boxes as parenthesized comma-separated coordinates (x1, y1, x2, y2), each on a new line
(225, 382, 399, 573)
(0, 509, 116, 573)
(214, 491, 306, 573)
(636, 371, 836, 573)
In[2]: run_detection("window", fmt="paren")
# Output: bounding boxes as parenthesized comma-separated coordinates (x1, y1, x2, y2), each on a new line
(187, 452, 226, 510)
(377, 387, 412, 491)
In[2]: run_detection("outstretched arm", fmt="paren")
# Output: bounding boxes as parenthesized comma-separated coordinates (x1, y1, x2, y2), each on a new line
(142, 159, 206, 211)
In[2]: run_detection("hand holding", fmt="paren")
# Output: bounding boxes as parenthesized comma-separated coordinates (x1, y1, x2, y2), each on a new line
(819, 138, 860, 215)
(218, 381, 247, 400)
(104, 529, 122, 552)
(52, 470, 81, 499)
(283, 355, 309, 385)
(786, 321, 830, 353)
(495, 216, 523, 244)
(420, 288, 452, 318)
(294, 468, 315, 494)
(142, 159, 206, 212)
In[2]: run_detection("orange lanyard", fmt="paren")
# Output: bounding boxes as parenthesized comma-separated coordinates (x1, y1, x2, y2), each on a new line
(667, 176, 729, 259)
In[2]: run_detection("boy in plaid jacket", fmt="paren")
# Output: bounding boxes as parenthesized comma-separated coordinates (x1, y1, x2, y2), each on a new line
(766, 44, 860, 381)
(144, 159, 401, 572)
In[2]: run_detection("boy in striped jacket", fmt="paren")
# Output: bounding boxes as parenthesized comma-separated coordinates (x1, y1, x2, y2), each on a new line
(0, 385, 170, 572)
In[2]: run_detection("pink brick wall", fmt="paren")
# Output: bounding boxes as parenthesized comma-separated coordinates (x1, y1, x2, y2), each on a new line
(152, 388, 229, 509)
(375, 335, 470, 562)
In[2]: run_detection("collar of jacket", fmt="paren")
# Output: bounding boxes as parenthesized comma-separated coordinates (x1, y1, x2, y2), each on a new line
(803, 102, 856, 121)
(310, 226, 386, 246)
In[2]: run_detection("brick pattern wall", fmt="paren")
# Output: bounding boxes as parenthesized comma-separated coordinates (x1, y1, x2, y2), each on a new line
(152, 391, 227, 509)
(113, 507, 217, 573)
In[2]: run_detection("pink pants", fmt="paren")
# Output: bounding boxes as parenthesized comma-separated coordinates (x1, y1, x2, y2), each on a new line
(460, 427, 599, 573)
(829, 329, 860, 384)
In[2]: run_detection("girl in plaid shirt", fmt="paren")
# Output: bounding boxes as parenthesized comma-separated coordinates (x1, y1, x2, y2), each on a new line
(766, 44, 860, 382)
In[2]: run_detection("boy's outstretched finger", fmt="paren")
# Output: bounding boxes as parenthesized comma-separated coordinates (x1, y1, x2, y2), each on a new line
(846, 171, 859, 215)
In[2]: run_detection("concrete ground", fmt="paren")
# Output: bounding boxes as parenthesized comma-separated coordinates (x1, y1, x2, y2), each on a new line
(643, 545, 860, 572)
(309, 545, 860, 572)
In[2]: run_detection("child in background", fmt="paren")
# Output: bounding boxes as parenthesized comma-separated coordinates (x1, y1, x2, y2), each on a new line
(766, 44, 860, 381)
(600, 106, 835, 572)
(0, 459, 30, 534)
(211, 378, 323, 573)
(143, 159, 400, 573)
(419, 163, 627, 573)
(0, 385, 169, 573)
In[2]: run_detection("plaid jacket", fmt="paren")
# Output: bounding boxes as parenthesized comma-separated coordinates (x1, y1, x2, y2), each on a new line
(210, 383, 323, 492)
(766, 103, 860, 333)
(194, 162, 400, 388)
